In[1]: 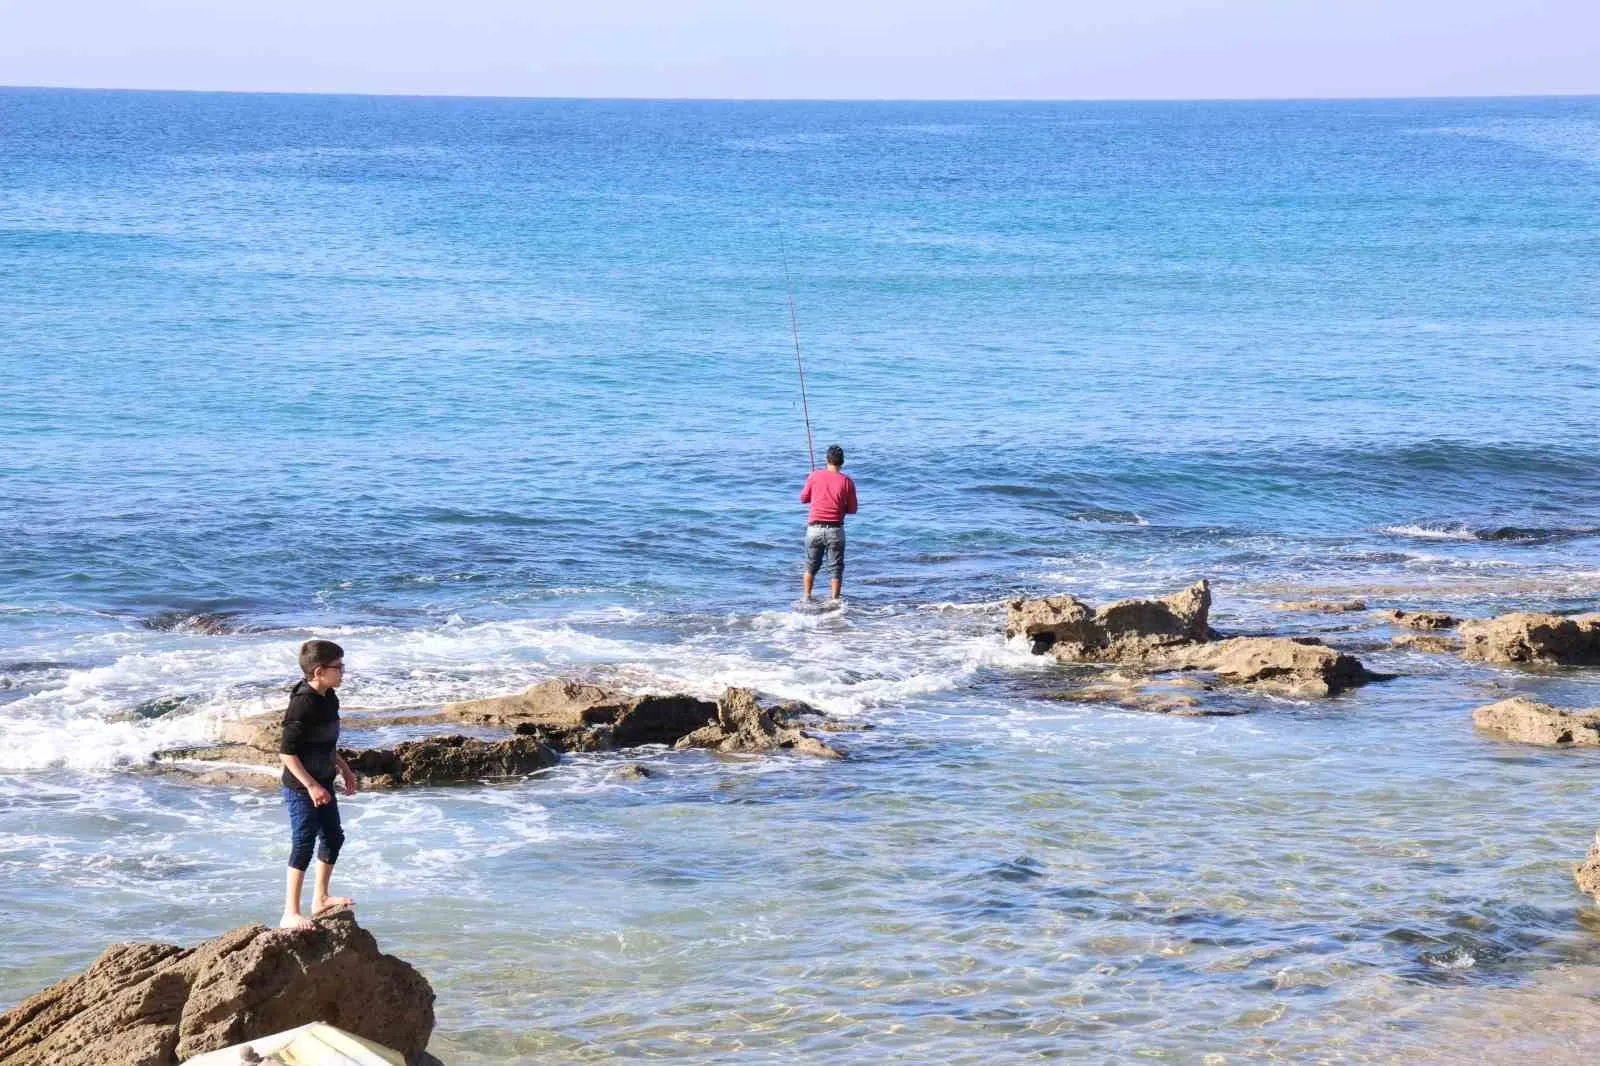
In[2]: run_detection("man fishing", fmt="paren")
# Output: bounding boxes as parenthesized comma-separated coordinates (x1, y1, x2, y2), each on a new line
(800, 444, 858, 602)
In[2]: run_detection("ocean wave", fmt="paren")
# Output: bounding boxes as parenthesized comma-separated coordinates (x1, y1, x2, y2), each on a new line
(1381, 522, 1600, 545)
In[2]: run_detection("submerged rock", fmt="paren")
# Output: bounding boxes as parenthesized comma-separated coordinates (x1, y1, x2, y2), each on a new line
(1392, 633, 1462, 654)
(1459, 612, 1600, 666)
(0, 911, 434, 1066)
(674, 687, 843, 758)
(1381, 608, 1459, 631)
(1472, 697, 1600, 746)
(1274, 599, 1368, 614)
(1006, 580, 1213, 661)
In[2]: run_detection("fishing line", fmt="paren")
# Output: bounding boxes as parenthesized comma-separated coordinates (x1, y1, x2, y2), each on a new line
(777, 222, 817, 471)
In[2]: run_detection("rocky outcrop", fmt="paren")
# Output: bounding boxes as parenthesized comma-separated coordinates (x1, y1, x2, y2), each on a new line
(1381, 609, 1458, 631)
(1472, 697, 1600, 746)
(1275, 599, 1367, 613)
(1006, 580, 1213, 661)
(1459, 612, 1600, 666)
(154, 733, 559, 789)
(1169, 637, 1381, 697)
(1577, 834, 1600, 902)
(0, 911, 433, 1066)
(673, 688, 843, 757)
(346, 734, 559, 787)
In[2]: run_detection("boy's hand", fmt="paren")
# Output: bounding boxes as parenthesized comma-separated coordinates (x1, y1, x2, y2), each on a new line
(308, 783, 333, 807)
(338, 765, 358, 796)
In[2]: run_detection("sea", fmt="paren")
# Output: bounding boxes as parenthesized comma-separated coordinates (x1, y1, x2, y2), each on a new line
(3, 88, 1600, 1062)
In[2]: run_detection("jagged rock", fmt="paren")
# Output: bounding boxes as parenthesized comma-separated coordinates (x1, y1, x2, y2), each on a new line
(1392, 633, 1462, 654)
(0, 911, 433, 1066)
(1381, 609, 1459, 631)
(674, 687, 843, 757)
(1006, 580, 1213, 661)
(1459, 612, 1600, 666)
(1472, 697, 1600, 746)
(1275, 599, 1368, 613)
(612, 763, 653, 781)
(343, 734, 559, 786)
(1168, 636, 1381, 696)
(1577, 834, 1600, 901)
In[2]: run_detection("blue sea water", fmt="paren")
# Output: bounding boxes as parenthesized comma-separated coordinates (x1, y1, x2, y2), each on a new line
(4, 88, 1600, 1061)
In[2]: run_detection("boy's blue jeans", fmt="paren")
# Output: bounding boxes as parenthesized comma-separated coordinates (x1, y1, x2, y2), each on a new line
(283, 785, 345, 871)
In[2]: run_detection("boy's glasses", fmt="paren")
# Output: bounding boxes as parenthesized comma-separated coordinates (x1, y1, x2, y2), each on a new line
(322, 663, 345, 673)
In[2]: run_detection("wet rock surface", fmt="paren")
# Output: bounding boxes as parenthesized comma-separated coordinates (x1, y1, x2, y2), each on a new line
(1459, 612, 1600, 666)
(1472, 697, 1600, 746)
(345, 734, 559, 787)
(0, 911, 434, 1066)
(1006, 580, 1213, 661)
(673, 687, 844, 757)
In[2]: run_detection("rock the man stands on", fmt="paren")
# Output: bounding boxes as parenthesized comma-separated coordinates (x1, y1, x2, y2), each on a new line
(799, 444, 859, 602)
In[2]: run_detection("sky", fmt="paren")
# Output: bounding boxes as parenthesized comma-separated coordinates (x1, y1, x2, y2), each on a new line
(1, 0, 1597, 100)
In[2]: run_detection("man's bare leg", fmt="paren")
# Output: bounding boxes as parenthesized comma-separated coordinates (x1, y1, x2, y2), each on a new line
(280, 867, 314, 930)
(830, 578, 842, 600)
(802, 570, 814, 601)
(311, 859, 354, 915)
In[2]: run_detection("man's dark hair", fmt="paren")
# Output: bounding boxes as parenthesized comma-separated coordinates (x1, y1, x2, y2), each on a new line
(826, 445, 845, 467)
(298, 639, 345, 678)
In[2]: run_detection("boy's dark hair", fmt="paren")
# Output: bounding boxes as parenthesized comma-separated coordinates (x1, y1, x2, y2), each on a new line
(826, 444, 845, 467)
(298, 639, 345, 678)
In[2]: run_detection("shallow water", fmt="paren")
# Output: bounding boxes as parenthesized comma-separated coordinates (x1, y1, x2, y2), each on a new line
(4, 90, 1600, 1061)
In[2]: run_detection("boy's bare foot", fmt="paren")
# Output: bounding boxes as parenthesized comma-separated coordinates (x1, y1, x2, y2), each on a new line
(312, 896, 355, 915)
(278, 912, 315, 931)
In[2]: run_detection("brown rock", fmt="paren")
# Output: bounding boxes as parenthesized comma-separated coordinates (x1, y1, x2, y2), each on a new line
(1275, 599, 1368, 613)
(1006, 580, 1213, 661)
(1459, 612, 1600, 666)
(1577, 833, 1600, 901)
(1169, 636, 1380, 696)
(1381, 608, 1459, 631)
(0, 913, 433, 1066)
(1472, 697, 1600, 746)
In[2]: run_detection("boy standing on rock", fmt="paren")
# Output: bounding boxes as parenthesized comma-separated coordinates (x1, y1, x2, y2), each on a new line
(277, 639, 358, 930)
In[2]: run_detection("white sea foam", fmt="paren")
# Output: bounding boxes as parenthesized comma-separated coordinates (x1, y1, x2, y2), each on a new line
(0, 597, 1030, 770)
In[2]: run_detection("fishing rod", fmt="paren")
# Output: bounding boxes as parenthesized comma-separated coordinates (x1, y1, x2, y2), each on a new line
(777, 223, 817, 471)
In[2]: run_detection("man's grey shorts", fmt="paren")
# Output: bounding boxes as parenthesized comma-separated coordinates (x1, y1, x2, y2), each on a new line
(805, 524, 846, 580)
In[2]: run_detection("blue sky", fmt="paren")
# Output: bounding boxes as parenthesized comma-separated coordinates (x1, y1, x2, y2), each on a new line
(1, 0, 1597, 100)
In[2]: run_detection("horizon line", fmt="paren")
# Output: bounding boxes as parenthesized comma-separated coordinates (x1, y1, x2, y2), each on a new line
(3, 82, 1598, 106)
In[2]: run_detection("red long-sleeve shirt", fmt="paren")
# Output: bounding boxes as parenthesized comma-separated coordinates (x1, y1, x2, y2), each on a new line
(800, 469, 858, 524)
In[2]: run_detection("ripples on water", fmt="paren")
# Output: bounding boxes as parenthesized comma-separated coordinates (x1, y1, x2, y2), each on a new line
(4, 90, 1600, 1061)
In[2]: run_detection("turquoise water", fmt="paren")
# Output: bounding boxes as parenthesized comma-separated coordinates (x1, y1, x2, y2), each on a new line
(4, 88, 1600, 1060)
